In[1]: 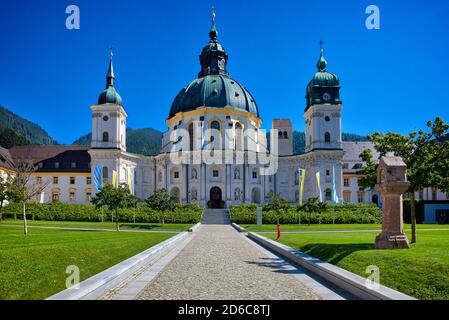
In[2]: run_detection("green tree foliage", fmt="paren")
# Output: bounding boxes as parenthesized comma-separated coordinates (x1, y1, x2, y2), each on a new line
(358, 148, 378, 191)
(297, 197, 328, 225)
(0, 105, 57, 145)
(0, 176, 13, 221)
(7, 163, 48, 235)
(91, 183, 137, 231)
(266, 192, 291, 226)
(0, 125, 31, 148)
(145, 188, 177, 224)
(368, 117, 449, 243)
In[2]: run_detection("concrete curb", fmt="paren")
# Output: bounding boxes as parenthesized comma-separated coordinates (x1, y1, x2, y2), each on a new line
(247, 232, 416, 300)
(188, 223, 202, 232)
(46, 231, 190, 300)
(231, 222, 246, 232)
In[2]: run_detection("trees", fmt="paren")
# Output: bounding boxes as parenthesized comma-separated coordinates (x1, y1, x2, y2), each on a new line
(266, 191, 290, 239)
(366, 117, 449, 243)
(91, 183, 137, 231)
(0, 175, 12, 222)
(358, 148, 377, 191)
(298, 197, 328, 225)
(145, 188, 177, 224)
(7, 163, 48, 235)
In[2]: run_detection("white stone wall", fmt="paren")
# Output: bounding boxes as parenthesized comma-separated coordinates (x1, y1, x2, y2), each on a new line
(91, 104, 127, 151)
(305, 104, 342, 152)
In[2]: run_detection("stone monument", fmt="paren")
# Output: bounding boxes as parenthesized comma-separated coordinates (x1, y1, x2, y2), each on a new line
(375, 156, 410, 249)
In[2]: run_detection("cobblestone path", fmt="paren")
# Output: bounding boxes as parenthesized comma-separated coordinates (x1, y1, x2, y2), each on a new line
(137, 225, 340, 300)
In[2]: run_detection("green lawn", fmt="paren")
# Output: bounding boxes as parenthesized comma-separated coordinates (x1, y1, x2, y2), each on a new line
(0, 219, 193, 231)
(265, 230, 449, 300)
(242, 223, 449, 232)
(0, 226, 175, 300)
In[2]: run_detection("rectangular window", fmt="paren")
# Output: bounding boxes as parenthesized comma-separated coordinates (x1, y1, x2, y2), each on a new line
(70, 177, 75, 185)
(213, 170, 219, 177)
(174, 171, 179, 179)
(344, 178, 349, 187)
(38, 162, 44, 169)
(86, 192, 92, 202)
(326, 170, 330, 176)
(252, 171, 257, 179)
(36, 176, 42, 184)
(343, 163, 349, 169)
(86, 177, 92, 185)
(69, 192, 75, 202)
(344, 193, 350, 204)
(53, 176, 58, 184)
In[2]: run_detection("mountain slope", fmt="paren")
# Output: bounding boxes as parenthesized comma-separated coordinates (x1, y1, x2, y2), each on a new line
(0, 124, 31, 148)
(0, 105, 57, 145)
(73, 128, 163, 156)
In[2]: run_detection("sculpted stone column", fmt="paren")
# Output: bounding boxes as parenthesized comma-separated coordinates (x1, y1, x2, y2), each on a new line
(375, 156, 410, 249)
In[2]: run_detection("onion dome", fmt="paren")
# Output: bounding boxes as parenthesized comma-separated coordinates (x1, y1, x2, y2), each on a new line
(98, 49, 123, 105)
(305, 42, 341, 110)
(168, 8, 259, 119)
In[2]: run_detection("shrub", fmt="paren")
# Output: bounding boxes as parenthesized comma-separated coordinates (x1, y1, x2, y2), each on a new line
(2, 203, 203, 224)
(229, 203, 382, 224)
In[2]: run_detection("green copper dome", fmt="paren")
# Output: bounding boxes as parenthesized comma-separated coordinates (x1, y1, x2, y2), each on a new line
(98, 50, 123, 106)
(168, 10, 259, 119)
(169, 75, 259, 119)
(305, 45, 342, 110)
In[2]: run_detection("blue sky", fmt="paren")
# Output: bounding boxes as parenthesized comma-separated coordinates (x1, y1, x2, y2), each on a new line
(0, 0, 448, 144)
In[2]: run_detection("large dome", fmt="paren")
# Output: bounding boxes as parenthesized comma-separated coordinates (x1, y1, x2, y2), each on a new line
(168, 75, 259, 119)
(167, 11, 259, 120)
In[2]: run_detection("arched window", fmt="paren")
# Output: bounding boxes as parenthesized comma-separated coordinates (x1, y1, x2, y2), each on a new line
(278, 131, 283, 139)
(188, 123, 194, 151)
(235, 123, 243, 150)
(325, 188, 332, 201)
(158, 171, 162, 182)
(102, 131, 109, 142)
(324, 132, 331, 143)
(102, 166, 109, 181)
(210, 121, 220, 147)
(283, 131, 288, 139)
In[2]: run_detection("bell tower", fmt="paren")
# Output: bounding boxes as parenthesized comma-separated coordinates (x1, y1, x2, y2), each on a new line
(305, 42, 342, 153)
(91, 49, 127, 151)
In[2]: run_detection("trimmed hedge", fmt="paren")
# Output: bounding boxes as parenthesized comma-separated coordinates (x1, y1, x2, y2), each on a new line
(1, 203, 203, 224)
(229, 203, 382, 224)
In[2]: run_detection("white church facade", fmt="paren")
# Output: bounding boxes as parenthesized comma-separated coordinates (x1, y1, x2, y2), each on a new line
(88, 16, 344, 208)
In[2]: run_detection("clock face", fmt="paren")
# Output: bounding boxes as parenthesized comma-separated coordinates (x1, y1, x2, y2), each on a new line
(323, 93, 331, 101)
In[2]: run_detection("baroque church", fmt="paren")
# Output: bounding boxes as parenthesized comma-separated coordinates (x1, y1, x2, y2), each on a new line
(89, 13, 344, 208)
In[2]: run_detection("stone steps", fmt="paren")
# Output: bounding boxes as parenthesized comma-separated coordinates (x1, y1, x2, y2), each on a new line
(202, 209, 231, 225)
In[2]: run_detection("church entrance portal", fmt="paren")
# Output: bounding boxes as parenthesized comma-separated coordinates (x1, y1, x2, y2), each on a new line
(209, 187, 223, 209)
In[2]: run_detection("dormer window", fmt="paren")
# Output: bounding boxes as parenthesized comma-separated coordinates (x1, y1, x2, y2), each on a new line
(54, 162, 60, 169)
(71, 162, 77, 169)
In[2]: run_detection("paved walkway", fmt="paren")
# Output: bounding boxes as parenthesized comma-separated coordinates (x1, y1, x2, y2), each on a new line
(136, 224, 346, 300)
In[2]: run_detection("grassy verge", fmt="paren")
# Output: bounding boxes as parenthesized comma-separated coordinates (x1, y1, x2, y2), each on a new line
(241, 223, 449, 232)
(265, 230, 449, 300)
(0, 226, 175, 299)
(0, 219, 193, 231)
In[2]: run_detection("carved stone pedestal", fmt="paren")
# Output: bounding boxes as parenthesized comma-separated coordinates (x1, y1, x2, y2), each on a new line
(375, 157, 410, 250)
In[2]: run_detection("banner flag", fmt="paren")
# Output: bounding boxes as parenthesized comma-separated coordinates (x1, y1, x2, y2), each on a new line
(94, 165, 103, 192)
(298, 168, 306, 205)
(332, 166, 340, 204)
(127, 167, 133, 194)
(315, 171, 322, 202)
(112, 170, 118, 188)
